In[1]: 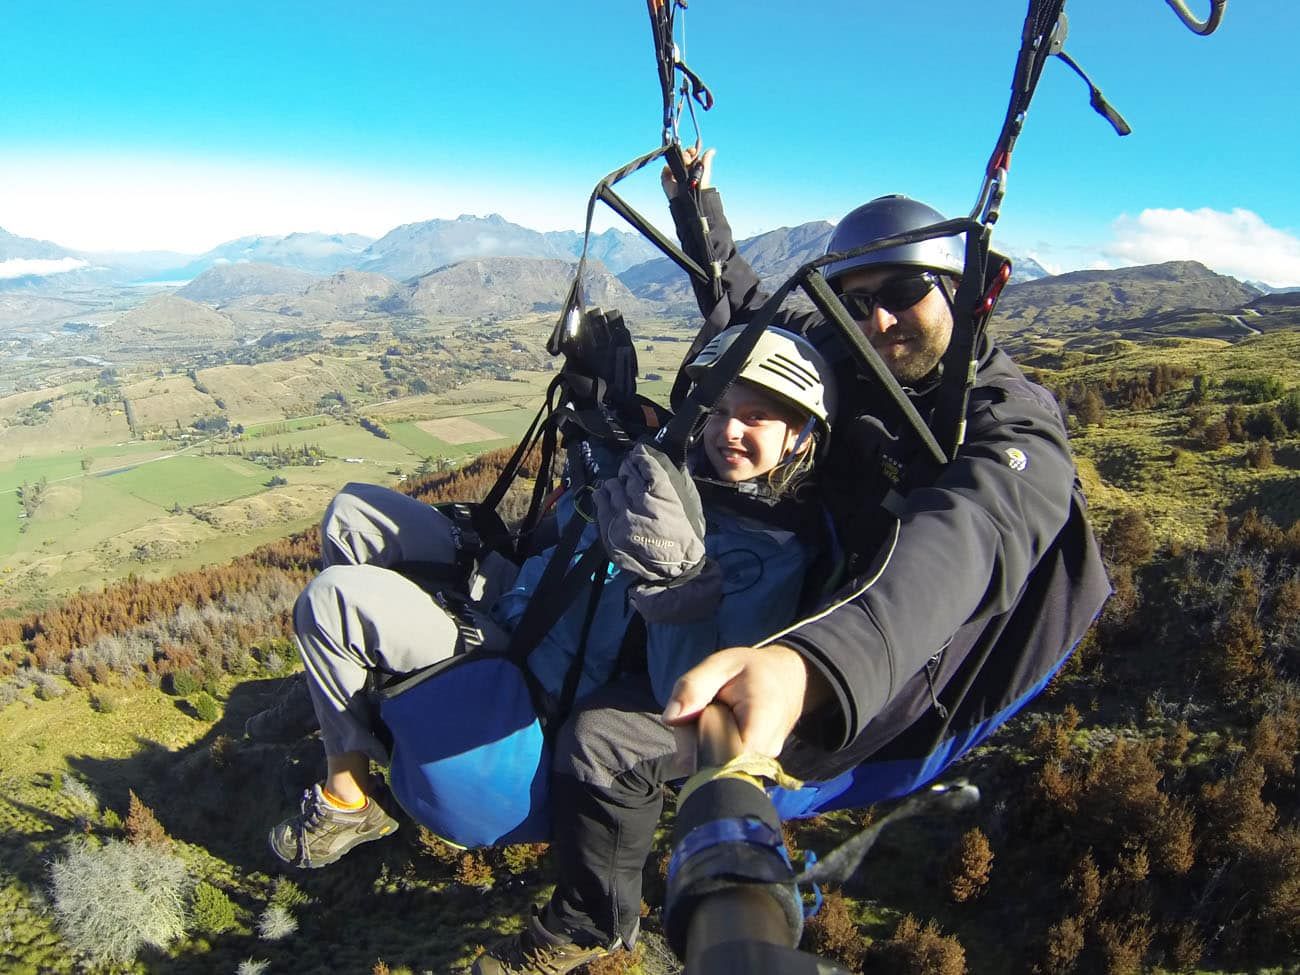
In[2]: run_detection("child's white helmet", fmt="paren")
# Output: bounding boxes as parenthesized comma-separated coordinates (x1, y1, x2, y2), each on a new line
(686, 326, 836, 435)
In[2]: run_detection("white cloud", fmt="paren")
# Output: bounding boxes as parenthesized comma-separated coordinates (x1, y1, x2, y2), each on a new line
(0, 257, 90, 280)
(1104, 207, 1300, 287)
(0, 153, 624, 254)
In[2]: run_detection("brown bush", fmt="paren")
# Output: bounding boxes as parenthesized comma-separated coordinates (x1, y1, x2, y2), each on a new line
(585, 944, 644, 975)
(867, 914, 965, 975)
(1030, 705, 1082, 762)
(1200, 419, 1230, 450)
(124, 790, 170, 847)
(945, 828, 993, 903)
(1210, 567, 1270, 698)
(804, 888, 866, 973)
(1205, 511, 1230, 550)
(455, 851, 494, 889)
(1102, 510, 1156, 567)
(1234, 509, 1284, 550)
(1066, 852, 1103, 917)
(1244, 439, 1275, 470)
(1096, 915, 1153, 975)
(498, 842, 549, 875)
(68, 662, 93, 689)
(1039, 914, 1086, 974)
(1165, 920, 1204, 972)
(1159, 720, 1193, 764)
(1272, 577, 1300, 626)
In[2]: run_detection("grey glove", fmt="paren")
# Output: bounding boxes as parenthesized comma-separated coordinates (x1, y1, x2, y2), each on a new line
(629, 558, 723, 623)
(594, 441, 707, 583)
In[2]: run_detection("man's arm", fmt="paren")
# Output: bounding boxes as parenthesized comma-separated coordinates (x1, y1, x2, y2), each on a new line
(663, 148, 817, 333)
(664, 373, 1078, 754)
(780, 377, 1077, 746)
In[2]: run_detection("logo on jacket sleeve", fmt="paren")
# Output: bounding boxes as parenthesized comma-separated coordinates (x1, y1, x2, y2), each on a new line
(1005, 447, 1028, 471)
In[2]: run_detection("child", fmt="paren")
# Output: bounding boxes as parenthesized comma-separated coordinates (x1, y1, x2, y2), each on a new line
(469, 325, 837, 972)
(267, 325, 836, 875)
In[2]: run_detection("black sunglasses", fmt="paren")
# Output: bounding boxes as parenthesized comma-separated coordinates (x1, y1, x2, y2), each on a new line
(834, 271, 939, 320)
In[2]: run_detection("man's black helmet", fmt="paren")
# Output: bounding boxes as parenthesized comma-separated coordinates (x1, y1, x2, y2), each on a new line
(822, 195, 965, 286)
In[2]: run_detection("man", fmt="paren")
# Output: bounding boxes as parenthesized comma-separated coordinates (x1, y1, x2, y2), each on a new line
(471, 152, 1109, 973)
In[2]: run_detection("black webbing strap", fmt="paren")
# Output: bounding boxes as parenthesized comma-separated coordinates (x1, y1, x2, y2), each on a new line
(802, 271, 948, 466)
(929, 226, 993, 458)
(502, 505, 607, 670)
(474, 375, 568, 559)
(556, 551, 609, 717)
(655, 278, 801, 465)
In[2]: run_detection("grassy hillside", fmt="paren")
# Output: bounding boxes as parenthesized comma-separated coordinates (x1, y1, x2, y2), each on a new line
(3, 326, 1300, 973)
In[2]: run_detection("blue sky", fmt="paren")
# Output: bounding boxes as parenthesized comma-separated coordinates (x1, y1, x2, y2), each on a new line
(2, 1, 1298, 284)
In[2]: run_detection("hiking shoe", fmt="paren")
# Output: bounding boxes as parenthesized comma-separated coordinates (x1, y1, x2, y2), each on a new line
(471, 911, 610, 975)
(245, 675, 318, 743)
(268, 783, 398, 868)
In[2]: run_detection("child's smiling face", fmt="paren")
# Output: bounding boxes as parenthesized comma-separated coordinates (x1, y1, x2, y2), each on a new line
(702, 381, 808, 483)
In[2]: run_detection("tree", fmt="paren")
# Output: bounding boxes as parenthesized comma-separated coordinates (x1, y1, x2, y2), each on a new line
(1103, 509, 1156, 567)
(1075, 389, 1106, 427)
(1245, 440, 1274, 470)
(946, 828, 994, 902)
(125, 789, 170, 847)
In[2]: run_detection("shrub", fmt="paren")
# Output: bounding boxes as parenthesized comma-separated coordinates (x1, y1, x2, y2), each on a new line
(191, 881, 237, 934)
(1040, 914, 1087, 974)
(193, 691, 220, 722)
(499, 842, 549, 875)
(210, 734, 235, 770)
(1246, 405, 1287, 440)
(868, 914, 966, 975)
(586, 945, 644, 974)
(237, 960, 270, 975)
(60, 776, 99, 815)
(1244, 440, 1274, 470)
(33, 671, 66, 700)
(49, 837, 190, 966)
(1103, 509, 1156, 567)
(258, 904, 298, 940)
(125, 790, 170, 847)
(1230, 373, 1285, 404)
(67, 662, 93, 689)
(455, 851, 494, 889)
(169, 669, 200, 697)
(1096, 916, 1153, 975)
(1200, 419, 1230, 450)
(268, 876, 310, 911)
(804, 889, 866, 972)
(89, 688, 121, 713)
(945, 828, 994, 903)
(1279, 388, 1300, 431)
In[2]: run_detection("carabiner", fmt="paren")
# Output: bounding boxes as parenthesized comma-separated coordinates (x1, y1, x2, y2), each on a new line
(1163, 0, 1227, 36)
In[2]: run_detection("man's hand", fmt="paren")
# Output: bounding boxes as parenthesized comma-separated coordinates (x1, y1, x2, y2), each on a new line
(660, 146, 715, 200)
(661, 644, 827, 757)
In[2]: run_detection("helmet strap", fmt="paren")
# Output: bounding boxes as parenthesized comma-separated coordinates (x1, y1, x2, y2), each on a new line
(786, 416, 818, 459)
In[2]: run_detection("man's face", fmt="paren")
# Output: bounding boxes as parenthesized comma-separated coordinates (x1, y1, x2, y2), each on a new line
(834, 266, 955, 385)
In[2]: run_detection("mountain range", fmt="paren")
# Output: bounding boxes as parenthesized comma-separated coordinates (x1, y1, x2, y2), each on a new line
(0, 210, 1059, 299)
(0, 214, 1284, 351)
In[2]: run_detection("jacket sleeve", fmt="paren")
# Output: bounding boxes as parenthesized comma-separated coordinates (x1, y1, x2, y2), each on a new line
(777, 379, 1078, 747)
(669, 188, 820, 334)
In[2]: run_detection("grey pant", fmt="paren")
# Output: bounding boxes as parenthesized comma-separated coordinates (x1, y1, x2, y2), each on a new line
(293, 482, 517, 763)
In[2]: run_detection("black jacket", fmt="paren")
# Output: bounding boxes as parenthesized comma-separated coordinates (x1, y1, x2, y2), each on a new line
(670, 189, 1111, 764)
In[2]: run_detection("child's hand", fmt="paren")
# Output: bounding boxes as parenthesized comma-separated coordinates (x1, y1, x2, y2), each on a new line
(594, 442, 706, 582)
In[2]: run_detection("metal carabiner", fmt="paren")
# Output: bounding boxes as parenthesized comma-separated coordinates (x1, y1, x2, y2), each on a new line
(1163, 0, 1227, 36)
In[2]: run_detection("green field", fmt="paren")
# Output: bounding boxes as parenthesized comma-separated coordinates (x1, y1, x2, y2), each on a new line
(101, 453, 270, 508)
